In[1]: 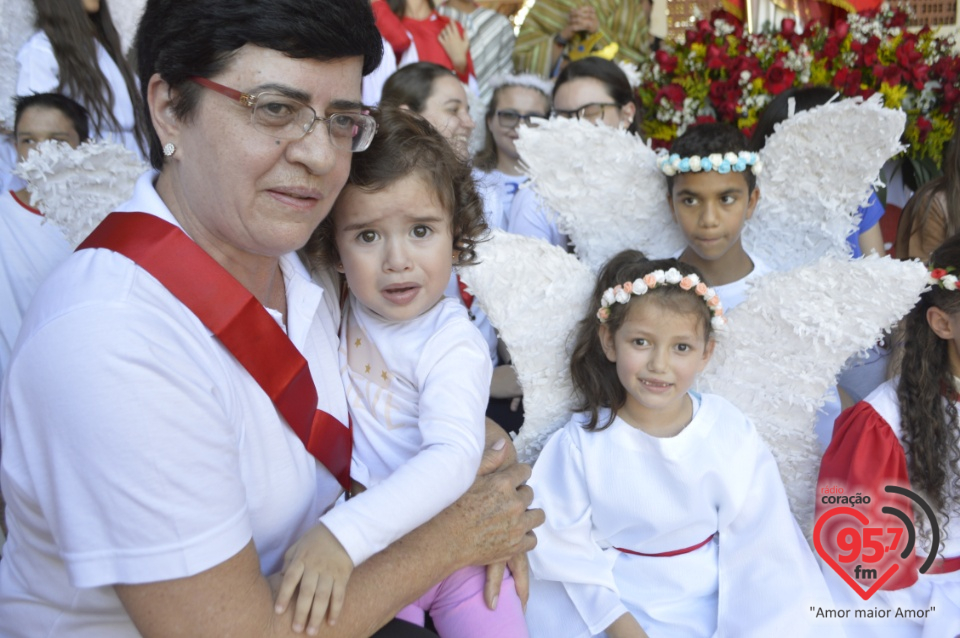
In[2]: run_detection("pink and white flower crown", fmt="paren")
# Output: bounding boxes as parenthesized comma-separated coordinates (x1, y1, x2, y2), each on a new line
(596, 268, 726, 329)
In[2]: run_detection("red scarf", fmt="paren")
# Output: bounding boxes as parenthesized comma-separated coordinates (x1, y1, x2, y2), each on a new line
(79, 212, 351, 489)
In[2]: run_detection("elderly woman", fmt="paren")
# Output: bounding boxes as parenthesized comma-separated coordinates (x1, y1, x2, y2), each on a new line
(0, 1, 540, 636)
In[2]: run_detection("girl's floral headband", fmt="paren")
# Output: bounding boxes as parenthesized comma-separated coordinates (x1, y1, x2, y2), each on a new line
(928, 265, 959, 290)
(597, 268, 726, 330)
(657, 151, 763, 177)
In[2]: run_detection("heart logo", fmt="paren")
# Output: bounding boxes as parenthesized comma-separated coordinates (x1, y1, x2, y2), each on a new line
(813, 506, 901, 600)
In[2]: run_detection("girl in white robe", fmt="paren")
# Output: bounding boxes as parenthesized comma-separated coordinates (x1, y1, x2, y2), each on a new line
(525, 250, 840, 638)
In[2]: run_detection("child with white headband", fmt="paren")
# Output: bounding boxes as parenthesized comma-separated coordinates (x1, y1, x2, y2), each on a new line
(524, 250, 837, 638)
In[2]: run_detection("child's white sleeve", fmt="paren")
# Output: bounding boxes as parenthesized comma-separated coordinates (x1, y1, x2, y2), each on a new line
(528, 425, 630, 635)
(319, 320, 490, 566)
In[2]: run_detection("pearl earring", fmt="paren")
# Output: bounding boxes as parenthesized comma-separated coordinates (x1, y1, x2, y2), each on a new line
(162, 142, 176, 157)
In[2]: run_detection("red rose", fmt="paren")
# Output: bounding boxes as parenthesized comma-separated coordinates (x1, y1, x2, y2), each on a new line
(833, 20, 850, 39)
(861, 39, 880, 67)
(942, 84, 960, 112)
(765, 64, 796, 94)
(655, 49, 678, 74)
(874, 64, 903, 87)
(781, 18, 796, 35)
(888, 9, 908, 27)
(934, 58, 958, 84)
(931, 268, 948, 280)
(705, 43, 726, 70)
(655, 83, 686, 109)
(822, 37, 840, 60)
(910, 64, 930, 91)
(916, 116, 933, 142)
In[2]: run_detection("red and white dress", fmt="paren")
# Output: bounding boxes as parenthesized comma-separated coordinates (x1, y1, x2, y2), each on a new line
(371, 1, 475, 84)
(816, 379, 960, 637)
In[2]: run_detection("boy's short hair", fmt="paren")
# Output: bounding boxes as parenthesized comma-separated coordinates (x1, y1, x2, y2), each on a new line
(13, 93, 91, 143)
(666, 123, 756, 193)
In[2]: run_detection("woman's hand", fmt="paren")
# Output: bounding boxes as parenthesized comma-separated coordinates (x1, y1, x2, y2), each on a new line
(438, 23, 470, 77)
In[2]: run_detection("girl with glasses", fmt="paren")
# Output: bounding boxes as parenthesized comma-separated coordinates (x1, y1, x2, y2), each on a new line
(552, 57, 638, 134)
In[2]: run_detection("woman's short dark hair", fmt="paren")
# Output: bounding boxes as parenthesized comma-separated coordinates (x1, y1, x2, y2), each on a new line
(553, 57, 638, 134)
(379, 62, 457, 114)
(14, 93, 91, 143)
(135, 0, 383, 168)
(308, 108, 487, 268)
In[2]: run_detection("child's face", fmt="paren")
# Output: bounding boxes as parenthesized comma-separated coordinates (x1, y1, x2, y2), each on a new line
(418, 75, 475, 161)
(15, 106, 82, 160)
(488, 86, 549, 162)
(332, 172, 455, 322)
(669, 171, 759, 263)
(600, 297, 714, 425)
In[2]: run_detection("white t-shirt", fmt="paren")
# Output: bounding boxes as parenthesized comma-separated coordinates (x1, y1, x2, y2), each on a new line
(0, 189, 71, 379)
(17, 31, 143, 160)
(0, 172, 347, 637)
(321, 296, 491, 566)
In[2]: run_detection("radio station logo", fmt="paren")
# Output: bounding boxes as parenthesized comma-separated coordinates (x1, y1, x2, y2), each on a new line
(814, 485, 939, 600)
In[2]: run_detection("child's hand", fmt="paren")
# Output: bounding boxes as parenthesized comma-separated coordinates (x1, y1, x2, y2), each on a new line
(275, 524, 354, 634)
(438, 23, 469, 76)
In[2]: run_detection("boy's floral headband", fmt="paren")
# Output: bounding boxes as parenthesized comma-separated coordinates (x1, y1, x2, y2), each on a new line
(657, 151, 763, 177)
(597, 268, 726, 330)
(928, 265, 959, 290)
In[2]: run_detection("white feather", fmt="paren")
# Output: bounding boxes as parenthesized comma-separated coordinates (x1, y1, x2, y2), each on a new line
(15, 139, 146, 246)
(459, 230, 593, 461)
(515, 117, 684, 273)
(702, 255, 928, 535)
(749, 94, 907, 271)
(0, 0, 37, 128)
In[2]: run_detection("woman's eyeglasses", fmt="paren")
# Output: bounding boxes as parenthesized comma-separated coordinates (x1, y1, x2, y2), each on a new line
(495, 110, 547, 129)
(552, 102, 621, 123)
(190, 77, 377, 152)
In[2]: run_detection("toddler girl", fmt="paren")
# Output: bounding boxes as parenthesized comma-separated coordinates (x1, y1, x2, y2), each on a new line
(524, 250, 836, 638)
(816, 233, 960, 637)
(279, 108, 528, 637)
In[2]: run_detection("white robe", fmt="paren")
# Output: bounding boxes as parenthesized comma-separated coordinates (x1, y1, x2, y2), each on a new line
(525, 394, 841, 638)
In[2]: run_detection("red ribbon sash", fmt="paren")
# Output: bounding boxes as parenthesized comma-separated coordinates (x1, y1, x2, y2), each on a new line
(78, 212, 351, 490)
(616, 533, 716, 558)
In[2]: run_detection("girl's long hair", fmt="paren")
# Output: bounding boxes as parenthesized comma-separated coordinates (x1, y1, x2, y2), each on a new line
(898, 232, 960, 525)
(896, 111, 960, 259)
(33, 0, 148, 155)
(570, 250, 714, 431)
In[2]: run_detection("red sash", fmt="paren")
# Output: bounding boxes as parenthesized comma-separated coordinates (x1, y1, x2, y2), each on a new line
(615, 533, 716, 558)
(78, 212, 351, 490)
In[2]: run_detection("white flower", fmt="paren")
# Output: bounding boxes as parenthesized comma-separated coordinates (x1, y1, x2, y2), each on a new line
(631, 279, 649, 295)
(662, 163, 677, 176)
(653, 270, 666, 284)
(944, 275, 958, 291)
(602, 288, 616, 306)
(689, 156, 702, 172)
(711, 316, 726, 330)
(708, 153, 723, 167)
(664, 268, 682, 284)
(724, 152, 739, 164)
(615, 288, 631, 304)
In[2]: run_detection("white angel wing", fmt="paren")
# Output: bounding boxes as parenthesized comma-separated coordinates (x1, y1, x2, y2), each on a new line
(15, 139, 146, 246)
(746, 94, 907, 271)
(459, 230, 595, 461)
(515, 117, 684, 273)
(703, 255, 928, 535)
(109, 0, 149, 53)
(0, 0, 37, 128)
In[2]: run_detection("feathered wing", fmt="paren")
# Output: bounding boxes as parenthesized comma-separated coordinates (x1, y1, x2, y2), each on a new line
(15, 139, 146, 246)
(0, 0, 37, 128)
(702, 255, 928, 536)
(514, 118, 684, 273)
(746, 94, 907, 271)
(459, 230, 595, 461)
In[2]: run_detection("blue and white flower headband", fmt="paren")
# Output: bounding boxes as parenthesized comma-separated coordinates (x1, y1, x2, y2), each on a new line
(657, 151, 763, 177)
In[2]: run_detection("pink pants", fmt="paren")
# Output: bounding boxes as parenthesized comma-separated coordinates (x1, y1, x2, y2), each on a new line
(396, 565, 529, 637)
